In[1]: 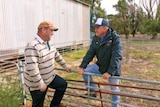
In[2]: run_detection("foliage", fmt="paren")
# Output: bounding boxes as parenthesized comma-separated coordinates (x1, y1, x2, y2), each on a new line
(144, 19, 160, 38)
(79, 0, 93, 5)
(139, 0, 157, 19)
(113, 0, 132, 39)
(136, 7, 147, 34)
(156, 5, 160, 20)
(0, 83, 22, 107)
(79, 0, 107, 32)
(79, 0, 160, 39)
(108, 14, 123, 33)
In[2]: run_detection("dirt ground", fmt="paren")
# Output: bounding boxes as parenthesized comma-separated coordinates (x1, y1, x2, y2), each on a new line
(61, 42, 160, 107)
(21, 40, 160, 107)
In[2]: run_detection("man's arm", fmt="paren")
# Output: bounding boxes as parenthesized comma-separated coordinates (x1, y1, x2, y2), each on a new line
(25, 44, 46, 90)
(107, 34, 123, 76)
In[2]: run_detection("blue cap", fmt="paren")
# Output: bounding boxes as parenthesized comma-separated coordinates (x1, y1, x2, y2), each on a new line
(92, 18, 109, 27)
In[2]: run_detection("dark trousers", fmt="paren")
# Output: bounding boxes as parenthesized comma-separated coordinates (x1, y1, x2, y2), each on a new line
(30, 75, 67, 107)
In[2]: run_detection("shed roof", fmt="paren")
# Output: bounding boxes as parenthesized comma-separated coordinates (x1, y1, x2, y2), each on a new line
(73, 0, 91, 6)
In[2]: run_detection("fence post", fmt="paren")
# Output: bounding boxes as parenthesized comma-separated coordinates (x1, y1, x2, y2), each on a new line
(18, 60, 26, 105)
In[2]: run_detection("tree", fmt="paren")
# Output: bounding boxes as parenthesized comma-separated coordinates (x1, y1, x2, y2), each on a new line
(90, 0, 107, 31)
(144, 19, 160, 39)
(113, 0, 130, 39)
(136, 7, 147, 34)
(138, 0, 160, 39)
(79, 0, 107, 31)
(79, 0, 93, 4)
(127, 0, 139, 37)
(91, 0, 107, 23)
(155, 1, 160, 21)
(108, 14, 125, 34)
(140, 0, 157, 19)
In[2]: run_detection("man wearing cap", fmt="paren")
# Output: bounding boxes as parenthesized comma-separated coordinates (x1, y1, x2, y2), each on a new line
(24, 21, 70, 107)
(77, 18, 123, 107)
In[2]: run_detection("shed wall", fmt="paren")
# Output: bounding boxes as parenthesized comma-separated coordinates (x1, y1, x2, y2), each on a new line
(0, 0, 90, 50)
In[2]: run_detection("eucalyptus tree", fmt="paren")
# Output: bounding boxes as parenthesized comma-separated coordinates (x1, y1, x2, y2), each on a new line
(114, 0, 130, 39)
(155, 0, 160, 21)
(136, 7, 147, 34)
(140, 0, 157, 19)
(139, 0, 160, 39)
(91, 0, 107, 23)
(79, 0, 107, 24)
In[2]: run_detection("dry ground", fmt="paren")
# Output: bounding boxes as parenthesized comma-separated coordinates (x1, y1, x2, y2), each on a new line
(21, 40, 160, 107)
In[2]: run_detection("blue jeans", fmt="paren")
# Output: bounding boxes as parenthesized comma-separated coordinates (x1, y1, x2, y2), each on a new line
(30, 75, 67, 107)
(83, 64, 120, 107)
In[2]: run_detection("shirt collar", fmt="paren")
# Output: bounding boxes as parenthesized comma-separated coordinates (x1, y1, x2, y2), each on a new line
(100, 34, 107, 42)
(35, 34, 44, 44)
(100, 29, 111, 42)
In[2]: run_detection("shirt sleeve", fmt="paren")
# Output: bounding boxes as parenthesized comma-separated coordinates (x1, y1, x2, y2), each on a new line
(25, 43, 45, 89)
(79, 40, 96, 68)
(54, 49, 67, 69)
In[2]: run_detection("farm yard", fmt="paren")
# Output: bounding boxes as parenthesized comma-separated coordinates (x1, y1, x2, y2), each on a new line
(1, 0, 160, 106)
(1, 36, 160, 107)
(56, 39, 160, 107)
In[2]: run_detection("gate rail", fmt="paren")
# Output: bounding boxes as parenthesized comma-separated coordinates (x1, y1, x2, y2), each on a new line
(0, 61, 160, 107)
(47, 68, 160, 107)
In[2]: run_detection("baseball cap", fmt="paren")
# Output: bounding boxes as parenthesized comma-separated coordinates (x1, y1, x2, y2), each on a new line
(92, 18, 109, 27)
(38, 21, 58, 31)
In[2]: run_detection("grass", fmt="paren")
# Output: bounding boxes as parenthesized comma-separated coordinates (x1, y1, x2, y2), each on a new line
(2, 40, 160, 107)
(61, 41, 160, 81)
(0, 83, 22, 107)
(129, 50, 155, 60)
(55, 49, 88, 80)
(60, 40, 160, 106)
(130, 41, 160, 46)
(62, 49, 87, 62)
(65, 72, 80, 80)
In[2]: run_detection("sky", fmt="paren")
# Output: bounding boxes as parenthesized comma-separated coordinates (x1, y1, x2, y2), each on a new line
(101, 0, 140, 15)
(101, 0, 118, 15)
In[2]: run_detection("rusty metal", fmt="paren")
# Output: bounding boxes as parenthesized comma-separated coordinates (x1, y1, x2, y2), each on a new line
(52, 68, 160, 106)
(67, 79, 160, 91)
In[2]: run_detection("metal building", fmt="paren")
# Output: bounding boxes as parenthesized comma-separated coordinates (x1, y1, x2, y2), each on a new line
(0, 0, 90, 58)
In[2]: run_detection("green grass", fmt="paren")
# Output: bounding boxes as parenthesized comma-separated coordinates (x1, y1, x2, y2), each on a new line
(61, 41, 160, 82)
(0, 83, 22, 107)
(62, 49, 87, 62)
(63, 49, 87, 58)
(61, 49, 88, 81)
(65, 72, 80, 80)
(129, 50, 155, 60)
(1, 41, 160, 106)
(129, 41, 159, 46)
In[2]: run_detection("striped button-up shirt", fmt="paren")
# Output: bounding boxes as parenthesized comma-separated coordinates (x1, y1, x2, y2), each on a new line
(24, 35, 67, 91)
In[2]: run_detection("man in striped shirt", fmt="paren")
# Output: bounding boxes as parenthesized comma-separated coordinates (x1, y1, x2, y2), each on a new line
(24, 21, 70, 107)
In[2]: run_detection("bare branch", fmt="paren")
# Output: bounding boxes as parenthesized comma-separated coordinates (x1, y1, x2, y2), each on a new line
(140, 0, 157, 19)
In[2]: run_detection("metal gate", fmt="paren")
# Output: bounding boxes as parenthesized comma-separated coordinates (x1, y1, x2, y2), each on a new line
(0, 60, 160, 107)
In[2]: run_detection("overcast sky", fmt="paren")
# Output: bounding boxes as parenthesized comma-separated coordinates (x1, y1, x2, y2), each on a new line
(101, 0, 140, 15)
(101, 0, 118, 15)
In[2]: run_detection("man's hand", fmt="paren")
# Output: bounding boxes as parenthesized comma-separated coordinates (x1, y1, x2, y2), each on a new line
(77, 68, 84, 75)
(65, 67, 71, 72)
(40, 84, 47, 92)
(102, 72, 111, 79)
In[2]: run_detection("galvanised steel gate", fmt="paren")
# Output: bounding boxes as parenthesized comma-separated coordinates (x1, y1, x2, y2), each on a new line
(0, 61, 160, 107)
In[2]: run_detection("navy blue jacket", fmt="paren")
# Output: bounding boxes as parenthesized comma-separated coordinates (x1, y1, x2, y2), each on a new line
(79, 28, 123, 76)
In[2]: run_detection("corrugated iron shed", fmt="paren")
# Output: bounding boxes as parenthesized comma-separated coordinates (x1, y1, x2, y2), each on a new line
(0, 0, 90, 50)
